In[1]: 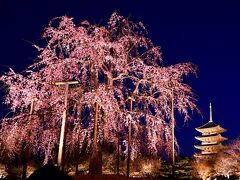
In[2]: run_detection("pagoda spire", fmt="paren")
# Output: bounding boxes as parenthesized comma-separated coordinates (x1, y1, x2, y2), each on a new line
(209, 102, 213, 122)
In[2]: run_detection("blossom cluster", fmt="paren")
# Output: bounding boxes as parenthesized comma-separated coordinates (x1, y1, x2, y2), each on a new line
(0, 12, 197, 164)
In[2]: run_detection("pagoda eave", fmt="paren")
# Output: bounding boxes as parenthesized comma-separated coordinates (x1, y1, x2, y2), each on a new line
(194, 144, 224, 151)
(195, 125, 226, 134)
(195, 135, 227, 142)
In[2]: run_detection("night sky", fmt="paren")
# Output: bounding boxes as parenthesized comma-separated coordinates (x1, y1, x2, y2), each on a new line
(0, 0, 239, 156)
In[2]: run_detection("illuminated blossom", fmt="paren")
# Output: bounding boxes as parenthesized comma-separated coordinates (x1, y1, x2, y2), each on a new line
(214, 139, 240, 177)
(0, 12, 198, 169)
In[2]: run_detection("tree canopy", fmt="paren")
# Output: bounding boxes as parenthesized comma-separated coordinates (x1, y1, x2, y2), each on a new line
(0, 12, 198, 166)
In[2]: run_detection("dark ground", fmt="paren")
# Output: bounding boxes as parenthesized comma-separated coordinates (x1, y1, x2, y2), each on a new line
(72, 175, 153, 180)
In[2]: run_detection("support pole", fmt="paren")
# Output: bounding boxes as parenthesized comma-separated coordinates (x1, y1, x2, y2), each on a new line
(171, 91, 175, 166)
(29, 98, 37, 120)
(171, 90, 175, 177)
(127, 96, 133, 178)
(56, 81, 79, 171)
(22, 97, 37, 180)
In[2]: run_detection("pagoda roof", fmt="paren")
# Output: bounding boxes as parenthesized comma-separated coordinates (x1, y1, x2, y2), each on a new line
(195, 134, 227, 142)
(194, 153, 217, 158)
(196, 121, 217, 129)
(195, 142, 219, 147)
(198, 133, 219, 137)
(194, 143, 224, 151)
(201, 151, 218, 155)
(196, 103, 226, 132)
(195, 123, 226, 134)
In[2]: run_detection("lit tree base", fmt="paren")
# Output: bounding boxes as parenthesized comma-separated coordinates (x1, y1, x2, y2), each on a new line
(89, 145, 102, 175)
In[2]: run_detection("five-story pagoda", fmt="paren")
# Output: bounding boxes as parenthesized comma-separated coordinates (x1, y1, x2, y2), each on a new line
(195, 103, 227, 157)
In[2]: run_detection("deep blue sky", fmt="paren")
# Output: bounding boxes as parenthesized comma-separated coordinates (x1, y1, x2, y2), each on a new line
(0, 0, 239, 156)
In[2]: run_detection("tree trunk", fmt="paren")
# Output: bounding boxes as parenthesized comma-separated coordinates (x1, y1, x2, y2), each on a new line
(116, 134, 120, 175)
(75, 157, 79, 175)
(93, 102, 98, 152)
(89, 102, 102, 175)
(75, 137, 80, 175)
(89, 146, 102, 176)
(75, 92, 83, 175)
(22, 159, 27, 180)
(21, 144, 28, 180)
